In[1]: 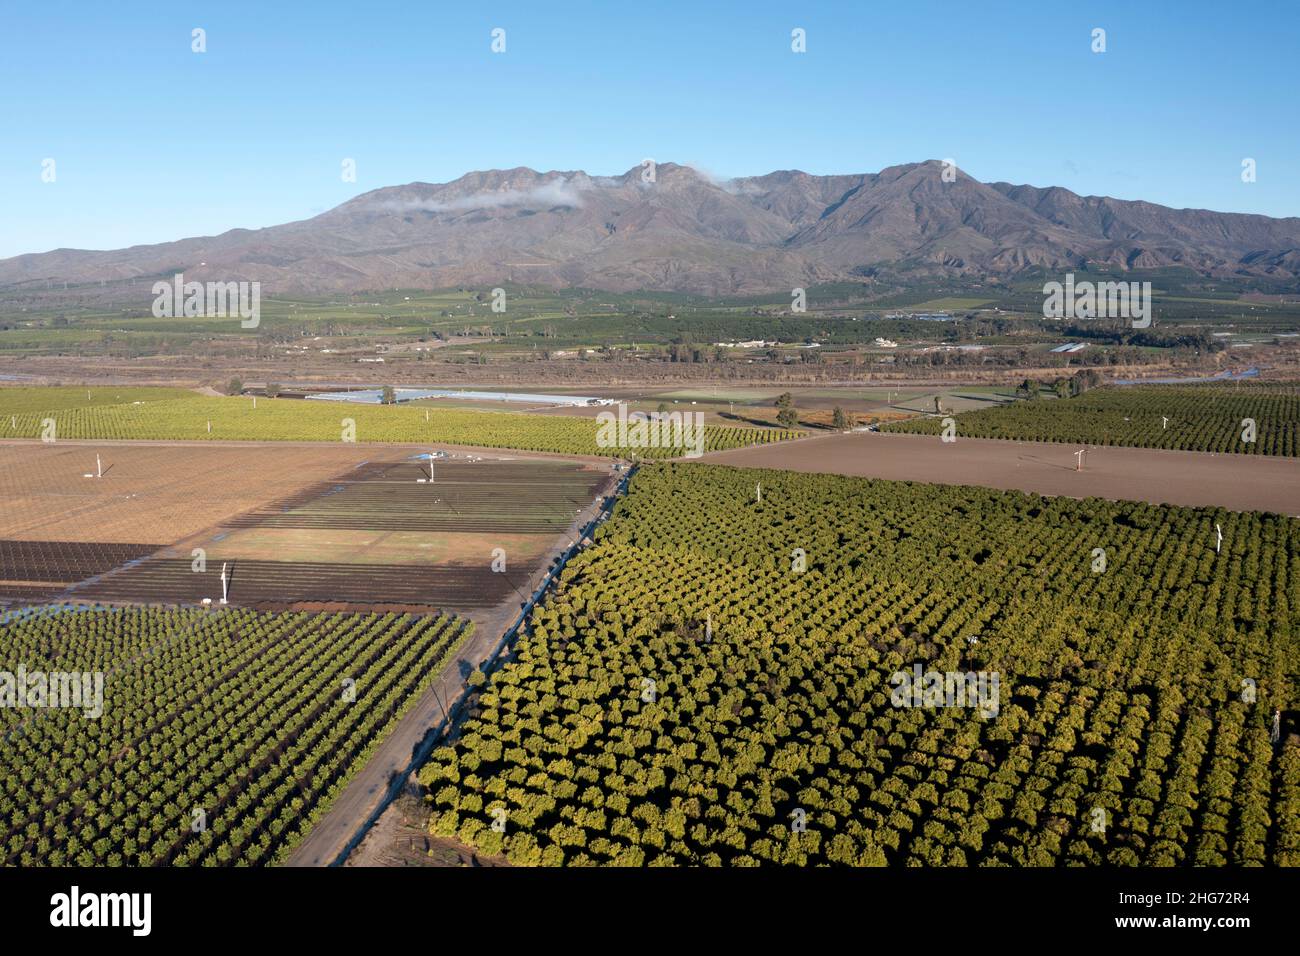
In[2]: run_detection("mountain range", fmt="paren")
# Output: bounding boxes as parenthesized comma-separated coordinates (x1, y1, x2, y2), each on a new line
(4, 160, 1299, 298)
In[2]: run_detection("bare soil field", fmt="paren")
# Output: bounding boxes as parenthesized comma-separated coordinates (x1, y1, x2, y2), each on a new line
(221, 458, 601, 534)
(202, 528, 551, 567)
(0, 540, 160, 600)
(700, 431, 1300, 516)
(0, 442, 376, 542)
(0, 441, 616, 611)
(68, 556, 525, 608)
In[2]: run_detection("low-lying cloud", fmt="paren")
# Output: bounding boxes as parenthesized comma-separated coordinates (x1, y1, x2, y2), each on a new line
(679, 161, 748, 195)
(378, 180, 586, 214)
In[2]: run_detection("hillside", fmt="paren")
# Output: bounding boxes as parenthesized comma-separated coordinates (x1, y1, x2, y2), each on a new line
(3, 161, 1299, 297)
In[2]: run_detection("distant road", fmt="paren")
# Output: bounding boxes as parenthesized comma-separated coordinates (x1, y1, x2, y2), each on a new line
(699, 431, 1300, 517)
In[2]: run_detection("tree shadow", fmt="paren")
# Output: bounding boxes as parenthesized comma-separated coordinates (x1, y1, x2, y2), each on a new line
(718, 411, 781, 429)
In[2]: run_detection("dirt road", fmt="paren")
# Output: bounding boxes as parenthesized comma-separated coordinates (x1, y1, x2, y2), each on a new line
(699, 431, 1300, 516)
(283, 466, 621, 867)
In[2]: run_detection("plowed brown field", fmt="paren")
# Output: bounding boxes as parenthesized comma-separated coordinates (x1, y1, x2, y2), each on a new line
(0, 442, 376, 542)
(700, 431, 1300, 516)
(0, 441, 613, 611)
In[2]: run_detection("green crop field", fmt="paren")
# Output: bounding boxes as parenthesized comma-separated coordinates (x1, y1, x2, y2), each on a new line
(884, 384, 1300, 457)
(418, 463, 1300, 866)
(0, 386, 195, 415)
(0, 606, 471, 866)
(898, 297, 995, 311)
(0, 389, 799, 457)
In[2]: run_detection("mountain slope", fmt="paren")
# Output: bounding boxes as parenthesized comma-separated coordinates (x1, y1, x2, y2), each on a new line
(3, 160, 1298, 297)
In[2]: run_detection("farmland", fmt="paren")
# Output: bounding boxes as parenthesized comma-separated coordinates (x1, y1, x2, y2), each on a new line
(69, 458, 611, 610)
(0, 442, 377, 545)
(701, 430, 1300, 516)
(885, 384, 1300, 457)
(0, 605, 471, 866)
(0, 386, 194, 415)
(419, 463, 1300, 866)
(0, 444, 612, 612)
(0, 388, 798, 458)
(0, 439, 618, 869)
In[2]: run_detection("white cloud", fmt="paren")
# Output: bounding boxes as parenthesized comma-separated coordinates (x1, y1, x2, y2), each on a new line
(378, 179, 586, 214)
(680, 161, 747, 194)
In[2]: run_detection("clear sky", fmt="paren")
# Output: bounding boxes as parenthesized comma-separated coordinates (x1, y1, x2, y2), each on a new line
(2, 0, 1297, 258)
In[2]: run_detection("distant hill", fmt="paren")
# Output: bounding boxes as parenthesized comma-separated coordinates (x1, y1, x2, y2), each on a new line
(4, 160, 1299, 298)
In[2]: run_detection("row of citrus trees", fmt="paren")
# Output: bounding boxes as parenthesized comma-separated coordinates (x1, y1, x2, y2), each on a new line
(418, 463, 1299, 865)
(884, 384, 1300, 456)
(0, 392, 799, 457)
(0, 606, 470, 866)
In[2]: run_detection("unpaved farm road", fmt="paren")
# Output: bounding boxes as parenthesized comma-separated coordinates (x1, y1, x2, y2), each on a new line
(699, 431, 1300, 517)
(283, 466, 620, 867)
(281, 606, 499, 867)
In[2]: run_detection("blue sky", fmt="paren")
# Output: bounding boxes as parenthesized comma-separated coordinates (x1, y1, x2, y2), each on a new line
(2, 0, 1297, 258)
